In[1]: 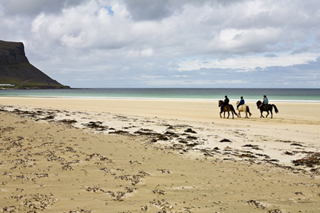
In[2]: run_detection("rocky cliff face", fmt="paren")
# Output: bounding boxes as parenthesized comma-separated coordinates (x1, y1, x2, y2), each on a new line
(0, 40, 69, 89)
(0, 41, 29, 64)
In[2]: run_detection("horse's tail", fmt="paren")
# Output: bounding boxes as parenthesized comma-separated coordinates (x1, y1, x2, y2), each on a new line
(246, 106, 252, 116)
(272, 104, 279, 113)
(231, 105, 237, 116)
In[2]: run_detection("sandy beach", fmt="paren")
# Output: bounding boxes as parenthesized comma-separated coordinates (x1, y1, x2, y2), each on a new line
(0, 97, 320, 212)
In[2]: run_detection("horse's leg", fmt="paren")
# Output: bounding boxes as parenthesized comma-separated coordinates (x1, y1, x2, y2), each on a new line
(244, 109, 247, 118)
(220, 111, 222, 118)
(227, 111, 230, 119)
(247, 106, 252, 117)
(270, 109, 273, 118)
(266, 110, 269, 118)
(260, 110, 264, 118)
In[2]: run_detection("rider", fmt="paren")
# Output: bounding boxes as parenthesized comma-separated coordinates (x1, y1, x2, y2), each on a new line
(260, 95, 268, 108)
(220, 95, 229, 113)
(237, 96, 245, 109)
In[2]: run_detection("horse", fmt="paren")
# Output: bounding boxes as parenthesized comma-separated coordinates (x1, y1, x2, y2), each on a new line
(218, 100, 237, 119)
(256, 100, 279, 118)
(236, 101, 252, 118)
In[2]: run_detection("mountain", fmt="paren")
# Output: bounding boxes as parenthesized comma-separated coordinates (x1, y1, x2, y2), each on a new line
(0, 40, 69, 89)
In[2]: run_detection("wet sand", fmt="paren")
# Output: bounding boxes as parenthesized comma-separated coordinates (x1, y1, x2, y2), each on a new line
(0, 98, 320, 212)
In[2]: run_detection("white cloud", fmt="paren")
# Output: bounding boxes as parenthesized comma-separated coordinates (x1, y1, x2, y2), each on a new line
(211, 27, 282, 53)
(1, 0, 320, 88)
(178, 53, 319, 72)
(141, 48, 154, 57)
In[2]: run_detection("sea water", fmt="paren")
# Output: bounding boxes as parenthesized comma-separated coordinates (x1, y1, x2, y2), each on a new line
(0, 88, 319, 103)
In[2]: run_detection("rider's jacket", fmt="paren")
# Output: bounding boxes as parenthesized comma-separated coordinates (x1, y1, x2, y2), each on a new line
(224, 98, 229, 105)
(263, 97, 268, 105)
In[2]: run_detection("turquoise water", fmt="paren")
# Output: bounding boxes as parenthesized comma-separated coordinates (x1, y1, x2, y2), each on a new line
(0, 88, 319, 103)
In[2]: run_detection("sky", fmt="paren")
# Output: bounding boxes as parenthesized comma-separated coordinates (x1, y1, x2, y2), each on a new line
(1, 0, 320, 88)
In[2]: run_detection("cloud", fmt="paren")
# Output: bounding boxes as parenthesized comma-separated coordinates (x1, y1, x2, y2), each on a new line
(122, 0, 173, 21)
(265, 54, 278, 58)
(121, 0, 239, 21)
(1, 0, 320, 88)
(177, 53, 319, 72)
(28, 1, 131, 50)
(141, 48, 154, 57)
(4, 0, 88, 16)
(209, 27, 283, 54)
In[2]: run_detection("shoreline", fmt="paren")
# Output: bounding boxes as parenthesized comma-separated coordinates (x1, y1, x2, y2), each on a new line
(1, 96, 320, 103)
(1, 97, 320, 120)
(1, 87, 320, 103)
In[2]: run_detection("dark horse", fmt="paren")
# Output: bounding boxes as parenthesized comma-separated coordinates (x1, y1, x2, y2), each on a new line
(218, 100, 237, 119)
(256, 100, 279, 118)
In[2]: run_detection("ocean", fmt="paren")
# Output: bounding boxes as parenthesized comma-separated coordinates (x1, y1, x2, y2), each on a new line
(0, 88, 319, 103)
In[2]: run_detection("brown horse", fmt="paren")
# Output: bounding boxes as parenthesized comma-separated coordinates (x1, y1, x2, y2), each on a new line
(218, 100, 237, 119)
(256, 100, 279, 118)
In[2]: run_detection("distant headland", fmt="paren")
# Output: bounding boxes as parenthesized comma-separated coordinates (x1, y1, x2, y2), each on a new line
(0, 40, 70, 89)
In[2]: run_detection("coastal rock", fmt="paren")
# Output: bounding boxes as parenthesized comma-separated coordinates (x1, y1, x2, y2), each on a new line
(220, 138, 232, 143)
(0, 40, 69, 89)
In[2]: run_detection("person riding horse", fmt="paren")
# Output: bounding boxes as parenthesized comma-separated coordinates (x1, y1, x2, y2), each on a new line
(219, 98, 237, 119)
(256, 95, 278, 118)
(237, 96, 245, 109)
(260, 95, 268, 108)
(220, 95, 229, 114)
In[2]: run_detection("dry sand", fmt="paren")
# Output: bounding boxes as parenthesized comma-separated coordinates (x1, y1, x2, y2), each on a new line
(0, 97, 320, 212)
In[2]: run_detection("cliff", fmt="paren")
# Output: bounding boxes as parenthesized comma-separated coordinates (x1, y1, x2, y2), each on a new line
(0, 40, 69, 89)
